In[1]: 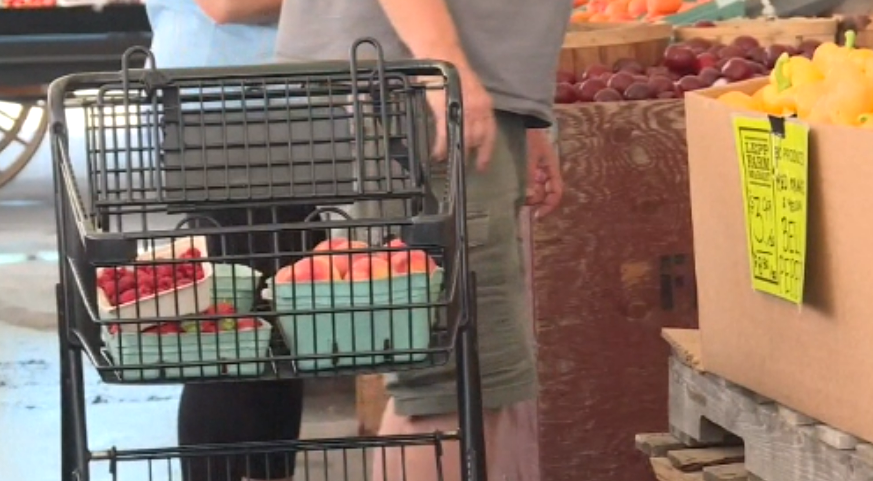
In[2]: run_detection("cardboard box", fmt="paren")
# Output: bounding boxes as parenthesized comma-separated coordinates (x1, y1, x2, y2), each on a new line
(686, 78, 873, 442)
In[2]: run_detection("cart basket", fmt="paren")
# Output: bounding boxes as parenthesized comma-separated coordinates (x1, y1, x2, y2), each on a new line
(49, 41, 474, 383)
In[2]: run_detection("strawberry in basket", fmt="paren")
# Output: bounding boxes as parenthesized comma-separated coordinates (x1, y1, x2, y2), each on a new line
(98, 247, 206, 307)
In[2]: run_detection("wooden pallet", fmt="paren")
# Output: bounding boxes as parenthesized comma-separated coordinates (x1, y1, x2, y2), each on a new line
(668, 355, 873, 481)
(636, 432, 749, 481)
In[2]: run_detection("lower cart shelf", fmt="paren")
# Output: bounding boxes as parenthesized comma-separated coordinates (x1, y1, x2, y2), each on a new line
(89, 433, 458, 481)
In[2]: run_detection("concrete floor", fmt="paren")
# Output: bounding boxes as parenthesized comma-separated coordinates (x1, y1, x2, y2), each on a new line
(0, 109, 366, 481)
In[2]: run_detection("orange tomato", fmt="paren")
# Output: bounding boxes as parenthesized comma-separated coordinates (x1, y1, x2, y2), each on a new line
(570, 10, 592, 23)
(604, 0, 629, 16)
(628, 0, 647, 16)
(573, 0, 589, 6)
(588, 13, 610, 22)
(587, 0, 607, 13)
(647, 0, 682, 15)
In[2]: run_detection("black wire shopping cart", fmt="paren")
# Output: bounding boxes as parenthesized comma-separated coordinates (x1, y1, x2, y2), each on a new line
(48, 39, 486, 481)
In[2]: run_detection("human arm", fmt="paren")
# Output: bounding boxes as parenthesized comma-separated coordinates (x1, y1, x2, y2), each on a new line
(376, 0, 496, 169)
(526, 128, 563, 218)
(194, 0, 282, 25)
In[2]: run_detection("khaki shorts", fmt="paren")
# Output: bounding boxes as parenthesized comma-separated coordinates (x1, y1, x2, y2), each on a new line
(376, 110, 537, 417)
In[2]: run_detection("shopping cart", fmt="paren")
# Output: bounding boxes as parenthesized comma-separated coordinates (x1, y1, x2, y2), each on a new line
(49, 39, 486, 481)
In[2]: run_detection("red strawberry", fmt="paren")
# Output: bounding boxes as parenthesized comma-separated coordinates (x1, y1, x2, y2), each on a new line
(138, 283, 155, 297)
(205, 303, 235, 315)
(118, 289, 138, 305)
(199, 321, 218, 333)
(180, 247, 202, 259)
(217, 303, 236, 315)
(156, 265, 174, 278)
(101, 281, 118, 300)
(100, 268, 127, 282)
(136, 273, 155, 289)
(117, 275, 136, 294)
(143, 323, 183, 335)
(178, 263, 195, 278)
(157, 276, 175, 292)
(193, 264, 205, 280)
(135, 265, 154, 277)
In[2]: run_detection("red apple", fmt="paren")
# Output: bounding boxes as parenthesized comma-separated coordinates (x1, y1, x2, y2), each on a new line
(556, 71, 577, 85)
(575, 78, 608, 102)
(593, 88, 623, 102)
(731, 35, 760, 52)
(696, 52, 718, 72)
(607, 71, 635, 94)
(613, 58, 645, 74)
(721, 58, 754, 82)
(648, 75, 676, 94)
(663, 45, 698, 74)
(624, 82, 654, 101)
(675, 75, 706, 95)
(554, 82, 577, 104)
(698, 67, 721, 86)
(582, 64, 611, 81)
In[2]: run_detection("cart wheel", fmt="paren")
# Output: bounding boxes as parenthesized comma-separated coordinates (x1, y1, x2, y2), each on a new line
(0, 99, 50, 189)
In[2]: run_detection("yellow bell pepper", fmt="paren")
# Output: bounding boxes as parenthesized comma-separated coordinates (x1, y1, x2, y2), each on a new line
(718, 91, 762, 112)
(858, 114, 873, 129)
(812, 31, 857, 75)
(849, 46, 873, 73)
(807, 60, 873, 126)
(759, 54, 795, 115)
(791, 81, 827, 120)
(771, 55, 823, 89)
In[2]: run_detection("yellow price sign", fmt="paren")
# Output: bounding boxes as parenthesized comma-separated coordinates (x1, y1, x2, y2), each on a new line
(733, 116, 809, 304)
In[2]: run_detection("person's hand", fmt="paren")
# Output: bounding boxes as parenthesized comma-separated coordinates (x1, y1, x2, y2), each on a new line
(526, 128, 563, 219)
(427, 67, 496, 171)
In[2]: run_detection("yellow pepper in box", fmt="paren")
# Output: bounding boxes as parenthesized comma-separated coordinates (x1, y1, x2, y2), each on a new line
(806, 60, 873, 126)
(791, 81, 827, 120)
(858, 114, 873, 130)
(770, 54, 823, 89)
(812, 31, 857, 74)
(718, 91, 762, 112)
(757, 54, 796, 115)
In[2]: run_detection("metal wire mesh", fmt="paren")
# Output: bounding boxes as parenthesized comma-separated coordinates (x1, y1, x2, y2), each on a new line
(91, 433, 454, 481)
(50, 44, 467, 384)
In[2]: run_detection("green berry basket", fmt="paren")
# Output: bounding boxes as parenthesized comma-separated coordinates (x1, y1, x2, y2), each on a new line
(266, 269, 444, 371)
(102, 320, 273, 381)
(210, 263, 262, 311)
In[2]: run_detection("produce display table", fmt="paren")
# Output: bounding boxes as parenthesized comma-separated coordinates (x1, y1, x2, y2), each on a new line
(516, 101, 697, 481)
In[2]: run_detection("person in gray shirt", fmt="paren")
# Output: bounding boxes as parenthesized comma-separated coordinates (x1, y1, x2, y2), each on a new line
(274, 1, 569, 480)
(196, 1, 567, 480)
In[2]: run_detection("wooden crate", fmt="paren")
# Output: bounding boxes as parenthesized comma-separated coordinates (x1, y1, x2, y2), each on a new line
(530, 98, 697, 481)
(674, 17, 838, 46)
(635, 432, 748, 481)
(666, 329, 873, 481)
(835, 15, 873, 48)
(560, 22, 672, 78)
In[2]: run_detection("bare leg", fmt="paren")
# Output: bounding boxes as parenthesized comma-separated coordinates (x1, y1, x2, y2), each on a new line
(372, 398, 506, 481)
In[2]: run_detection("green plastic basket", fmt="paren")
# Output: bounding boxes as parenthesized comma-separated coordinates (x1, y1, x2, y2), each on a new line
(270, 269, 444, 371)
(103, 321, 273, 381)
(210, 263, 262, 311)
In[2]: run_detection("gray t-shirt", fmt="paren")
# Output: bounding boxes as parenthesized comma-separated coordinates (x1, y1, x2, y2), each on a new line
(274, 0, 573, 127)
